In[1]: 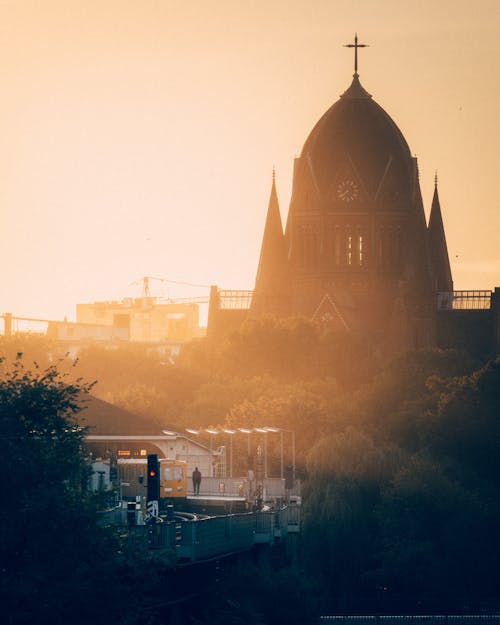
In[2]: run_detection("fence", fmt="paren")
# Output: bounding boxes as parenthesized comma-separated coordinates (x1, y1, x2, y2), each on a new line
(187, 476, 301, 500)
(320, 618, 500, 625)
(139, 504, 301, 560)
(437, 291, 492, 311)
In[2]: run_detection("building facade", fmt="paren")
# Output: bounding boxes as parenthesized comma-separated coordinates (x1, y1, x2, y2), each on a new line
(208, 59, 499, 356)
(77, 297, 200, 343)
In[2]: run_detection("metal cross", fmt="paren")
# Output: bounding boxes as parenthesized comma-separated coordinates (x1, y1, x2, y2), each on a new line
(343, 33, 369, 75)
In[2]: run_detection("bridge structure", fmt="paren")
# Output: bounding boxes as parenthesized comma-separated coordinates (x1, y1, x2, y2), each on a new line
(104, 499, 300, 564)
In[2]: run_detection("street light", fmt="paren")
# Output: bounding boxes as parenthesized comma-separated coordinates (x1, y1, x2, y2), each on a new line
(205, 429, 221, 477)
(264, 427, 295, 481)
(254, 428, 268, 477)
(162, 429, 177, 436)
(205, 428, 219, 451)
(222, 429, 236, 478)
(264, 426, 282, 478)
(238, 428, 253, 468)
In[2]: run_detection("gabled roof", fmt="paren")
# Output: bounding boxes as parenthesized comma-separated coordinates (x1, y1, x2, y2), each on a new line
(311, 293, 351, 332)
(78, 395, 166, 436)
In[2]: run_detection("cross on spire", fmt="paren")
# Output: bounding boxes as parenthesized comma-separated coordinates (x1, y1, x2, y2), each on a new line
(343, 33, 369, 76)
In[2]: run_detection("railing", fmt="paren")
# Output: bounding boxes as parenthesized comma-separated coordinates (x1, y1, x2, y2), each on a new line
(144, 504, 301, 561)
(186, 476, 301, 500)
(437, 291, 492, 311)
(175, 513, 256, 560)
(218, 290, 253, 310)
(320, 618, 500, 625)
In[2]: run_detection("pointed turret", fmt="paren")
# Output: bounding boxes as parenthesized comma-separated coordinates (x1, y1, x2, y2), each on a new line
(428, 175, 453, 292)
(252, 170, 289, 314)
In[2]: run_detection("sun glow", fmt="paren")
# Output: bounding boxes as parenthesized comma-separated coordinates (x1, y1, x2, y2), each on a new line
(0, 1, 499, 323)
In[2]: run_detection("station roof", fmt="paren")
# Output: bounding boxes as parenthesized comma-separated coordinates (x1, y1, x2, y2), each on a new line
(79, 394, 169, 436)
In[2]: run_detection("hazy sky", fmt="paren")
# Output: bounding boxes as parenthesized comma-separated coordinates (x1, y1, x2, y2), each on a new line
(1, 0, 499, 323)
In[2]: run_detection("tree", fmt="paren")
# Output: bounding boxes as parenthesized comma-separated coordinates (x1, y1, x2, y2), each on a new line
(303, 428, 400, 609)
(0, 357, 129, 625)
(426, 356, 500, 488)
(373, 453, 499, 610)
(73, 343, 205, 423)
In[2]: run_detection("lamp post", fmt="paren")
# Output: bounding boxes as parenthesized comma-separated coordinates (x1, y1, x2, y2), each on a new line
(205, 428, 218, 451)
(264, 427, 295, 481)
(222, 429, 236, 478)
(185, 428, 200, 487)
(205, 428, 219, 477)
(238, 428, 252, 467)
(264, 427, 282, 478)
(285, 428, 296, 482)
(254, 428, 268, 478)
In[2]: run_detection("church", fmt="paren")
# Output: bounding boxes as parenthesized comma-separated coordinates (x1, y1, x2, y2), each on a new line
(208, 38, 500, 357)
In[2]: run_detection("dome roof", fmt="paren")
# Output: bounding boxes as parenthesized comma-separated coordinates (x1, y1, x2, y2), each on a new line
(301, 75, 414, 202)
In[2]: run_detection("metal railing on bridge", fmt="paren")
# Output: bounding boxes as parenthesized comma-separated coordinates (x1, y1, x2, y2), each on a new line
(186, 476, 301, 500)
(437, 291, 492, 311)
(320, 618, 500, 625)
(103, 503, 301, 562)
(148, 505, 300, 560)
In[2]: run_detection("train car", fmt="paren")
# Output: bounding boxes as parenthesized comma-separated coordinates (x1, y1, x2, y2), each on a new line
(116, 458, 147, 499)
(160, 458, 187, 500)
(116, 457, 187, 503)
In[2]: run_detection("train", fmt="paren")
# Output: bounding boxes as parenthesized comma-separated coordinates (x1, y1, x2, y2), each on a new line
(158, 457, 187, 499)
(117, 457, 187, 501)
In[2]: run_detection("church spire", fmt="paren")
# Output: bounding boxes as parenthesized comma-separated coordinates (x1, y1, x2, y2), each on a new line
(428, 174, 453, 292)
(341, 34, 372, 100)
(343, 33, 369, 78)
(253, 170, 288, 314)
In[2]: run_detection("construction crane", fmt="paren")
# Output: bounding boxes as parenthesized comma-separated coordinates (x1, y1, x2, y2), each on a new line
(129, 276, 211, 299)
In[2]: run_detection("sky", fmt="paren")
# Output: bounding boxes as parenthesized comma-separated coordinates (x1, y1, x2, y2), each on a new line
(1, 0, 499, 325)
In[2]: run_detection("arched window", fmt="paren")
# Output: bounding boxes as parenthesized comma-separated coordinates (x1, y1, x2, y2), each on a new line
(378, 228, 385, 267)
(299, 225, 318, 268)
(357, 231, 364, 266)
(335, 227, 341, 266)
(346, 228, 353, 266)
(379, 227, 398, 269)
(393, 227, 401, 265)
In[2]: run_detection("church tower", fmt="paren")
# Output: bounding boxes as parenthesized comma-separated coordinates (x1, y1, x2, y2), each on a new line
(253, 35, 451, 351)
(252, 170, 289, 315)
(428, 175, 453, 292)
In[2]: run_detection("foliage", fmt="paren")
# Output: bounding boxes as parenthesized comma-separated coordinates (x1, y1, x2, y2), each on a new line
(0, 356, 176, 625)
(2, 331, 499, 614)
(373, 454, 499, 601)
(188, 560, 320, 625)
(71, 343, 206, 424)
(301, 353, 500, 612)
(0, 334, 63, 370)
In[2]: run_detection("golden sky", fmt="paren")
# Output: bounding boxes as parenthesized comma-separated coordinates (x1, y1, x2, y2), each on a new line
(1, 0, 499, 322)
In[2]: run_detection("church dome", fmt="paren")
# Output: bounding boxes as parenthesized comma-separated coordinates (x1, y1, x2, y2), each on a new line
(301, 75, 414, 203)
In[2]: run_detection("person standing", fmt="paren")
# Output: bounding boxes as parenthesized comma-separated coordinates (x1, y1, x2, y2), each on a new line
(192, 467, 201, 495)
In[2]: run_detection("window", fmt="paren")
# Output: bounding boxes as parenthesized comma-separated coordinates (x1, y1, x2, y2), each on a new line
(393, 227, 401, 264)
(299, 225, 318, 268)
(346, 231, 353, 265)
(358, 234, 364, 266)
(335, 227, 341, 266)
